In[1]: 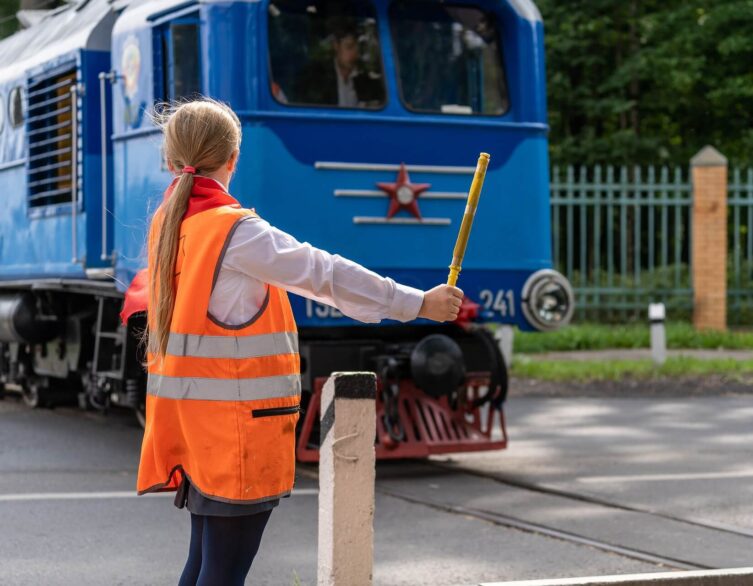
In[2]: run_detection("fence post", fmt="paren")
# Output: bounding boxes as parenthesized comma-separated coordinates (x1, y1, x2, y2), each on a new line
(318, 372, 377, 586)
(691, 146, 728, 331)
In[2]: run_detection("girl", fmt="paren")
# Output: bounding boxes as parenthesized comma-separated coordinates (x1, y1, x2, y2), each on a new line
(137, 99, 462, 585)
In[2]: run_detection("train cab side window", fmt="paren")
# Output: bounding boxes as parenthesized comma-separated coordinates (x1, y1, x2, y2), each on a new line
(9, 86, 24, 128)
(268, 0, 385, 109)
(389, 1, 509, 116)
(154, 18, 201, 102)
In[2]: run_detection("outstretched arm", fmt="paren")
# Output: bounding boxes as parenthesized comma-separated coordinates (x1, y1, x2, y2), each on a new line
(222, 217, 462, 323)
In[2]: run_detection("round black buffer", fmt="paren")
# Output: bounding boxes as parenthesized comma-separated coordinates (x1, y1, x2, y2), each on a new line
(410, 334, 466, 398)
(0, 293, 59, 344)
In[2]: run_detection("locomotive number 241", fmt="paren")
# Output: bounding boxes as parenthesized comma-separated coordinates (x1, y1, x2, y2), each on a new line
(306, 290, 515, 319)
(479, 289, 515, 317)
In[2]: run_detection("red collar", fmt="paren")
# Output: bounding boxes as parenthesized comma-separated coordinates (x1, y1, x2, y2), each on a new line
(163, 175, 242, 219)
(120, 176, 245, 325)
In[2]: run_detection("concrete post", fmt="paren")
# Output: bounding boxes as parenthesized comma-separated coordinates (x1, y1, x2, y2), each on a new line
(648, 303, 667, 365)
(495, 325, 515, 369)
(691, 146, 728, 331)
(318, 372, 377, 586)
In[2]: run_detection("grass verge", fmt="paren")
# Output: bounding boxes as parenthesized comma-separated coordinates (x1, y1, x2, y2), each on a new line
(513, 322, 753, 353)
(511, 356, 753, 382)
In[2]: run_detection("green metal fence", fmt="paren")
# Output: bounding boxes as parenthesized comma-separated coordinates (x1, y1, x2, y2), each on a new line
(551, 165, 693, 321)
(728, 168, 753, 322)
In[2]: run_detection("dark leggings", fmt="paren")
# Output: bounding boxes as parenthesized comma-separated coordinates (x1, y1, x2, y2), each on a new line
(178, 510, 273, 586)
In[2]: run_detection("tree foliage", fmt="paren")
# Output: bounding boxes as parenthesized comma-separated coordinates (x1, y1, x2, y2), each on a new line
(0, 0, 20, 40)
(538, 0, 753, 167)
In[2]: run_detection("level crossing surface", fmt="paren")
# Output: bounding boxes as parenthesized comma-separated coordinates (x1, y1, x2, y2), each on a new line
(0, 392, 751, 585)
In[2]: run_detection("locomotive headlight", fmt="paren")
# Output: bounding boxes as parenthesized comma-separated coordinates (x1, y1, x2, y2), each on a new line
(521, 269, 575, 331)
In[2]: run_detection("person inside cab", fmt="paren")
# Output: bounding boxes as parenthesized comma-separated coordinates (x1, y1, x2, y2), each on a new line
(292, 19, 385, 108)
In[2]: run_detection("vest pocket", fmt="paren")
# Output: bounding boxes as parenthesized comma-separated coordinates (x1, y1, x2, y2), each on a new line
(251, 405, 301, 418)
(241, 402, 300, 500)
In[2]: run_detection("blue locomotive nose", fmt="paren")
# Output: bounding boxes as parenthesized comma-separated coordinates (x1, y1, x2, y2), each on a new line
(100, 0, 567, 334)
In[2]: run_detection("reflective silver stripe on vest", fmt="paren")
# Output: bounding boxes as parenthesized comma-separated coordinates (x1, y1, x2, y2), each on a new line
(147, 374, 301, 402)
(166, 331, 298, 359)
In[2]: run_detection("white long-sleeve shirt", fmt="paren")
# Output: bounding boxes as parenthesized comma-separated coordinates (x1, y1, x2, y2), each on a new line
(207, 214, 425, 326)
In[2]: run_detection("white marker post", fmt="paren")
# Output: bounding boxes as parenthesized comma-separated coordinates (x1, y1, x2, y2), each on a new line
(318, 372, 377, 586)
(649, 303, 667, 365)
(495, 325, 515, 369)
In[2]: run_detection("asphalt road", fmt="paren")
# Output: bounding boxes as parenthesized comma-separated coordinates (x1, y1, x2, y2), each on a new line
(1, 391, 751, 585)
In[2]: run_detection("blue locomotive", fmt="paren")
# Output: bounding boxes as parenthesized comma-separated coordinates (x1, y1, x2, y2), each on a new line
(0, 0, 572, 458)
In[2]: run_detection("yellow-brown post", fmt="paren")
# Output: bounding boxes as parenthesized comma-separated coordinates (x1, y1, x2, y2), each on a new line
(691, 145, 728, 331)
(448, 153, 491, 286)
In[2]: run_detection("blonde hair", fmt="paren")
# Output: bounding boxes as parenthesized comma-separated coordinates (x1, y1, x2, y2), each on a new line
(145, 98, 242, 360)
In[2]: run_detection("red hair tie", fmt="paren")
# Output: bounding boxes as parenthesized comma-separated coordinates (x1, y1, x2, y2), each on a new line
(182, 165, 196, 175)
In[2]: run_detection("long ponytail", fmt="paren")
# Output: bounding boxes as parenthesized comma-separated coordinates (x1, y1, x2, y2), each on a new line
(142, 98, 242, 363)
(147, 171, 193, 361)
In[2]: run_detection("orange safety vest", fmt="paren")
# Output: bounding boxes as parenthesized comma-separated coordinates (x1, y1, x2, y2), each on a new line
(136, 177, 300, 504)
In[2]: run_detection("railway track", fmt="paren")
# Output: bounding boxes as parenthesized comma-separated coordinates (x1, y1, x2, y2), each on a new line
(373, 461, 753, 573)
(431, 461, 753, 540)
(377, 486, 709, 571)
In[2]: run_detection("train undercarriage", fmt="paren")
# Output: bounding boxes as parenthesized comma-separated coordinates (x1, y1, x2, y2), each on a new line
(0, 281, 508, 458)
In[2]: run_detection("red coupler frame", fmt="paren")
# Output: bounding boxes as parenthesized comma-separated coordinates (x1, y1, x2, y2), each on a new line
(296, 373, 507, 462)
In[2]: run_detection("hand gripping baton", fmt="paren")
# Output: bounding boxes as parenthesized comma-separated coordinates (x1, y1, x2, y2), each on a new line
(447, 152, 491, 286)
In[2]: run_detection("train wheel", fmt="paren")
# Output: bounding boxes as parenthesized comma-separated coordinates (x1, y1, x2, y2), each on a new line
(21, 381, 50, 409)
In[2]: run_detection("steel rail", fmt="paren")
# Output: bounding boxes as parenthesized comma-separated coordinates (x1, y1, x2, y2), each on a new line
(378, 486, 710, 572)
(430, 462, 753, 540)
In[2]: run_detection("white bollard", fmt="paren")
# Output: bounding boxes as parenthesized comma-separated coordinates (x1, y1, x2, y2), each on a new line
(649, 303, 667, 365)
(495, 325, 515, 368)
(318, 372, 377, 586)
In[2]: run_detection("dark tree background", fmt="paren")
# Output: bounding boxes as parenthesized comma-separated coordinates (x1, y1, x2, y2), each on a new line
(0, 0, 20, 39)
(538, 0, 753, 167)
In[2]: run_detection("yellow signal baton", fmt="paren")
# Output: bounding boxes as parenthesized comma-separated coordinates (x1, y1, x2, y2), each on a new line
(447, 152, 491, 287)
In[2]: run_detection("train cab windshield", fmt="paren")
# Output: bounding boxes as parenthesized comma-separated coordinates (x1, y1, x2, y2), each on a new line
(268, 0, 386, 109)
(267, 0, 508, 116)
(389, 1, 509, 116)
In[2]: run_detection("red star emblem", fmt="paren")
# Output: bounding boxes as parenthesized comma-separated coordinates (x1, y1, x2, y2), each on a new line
(376, 163, 431, 219)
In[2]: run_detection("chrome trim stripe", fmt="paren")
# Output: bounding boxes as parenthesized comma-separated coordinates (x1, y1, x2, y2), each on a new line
(335, 189, 467, 200)
(315, 162, 475, 174)
(147, 374, 301, 401)
(336, 189, 389, 197)
(166, 331, 298, 359)
(236, 110, 548, 132)
(0, 158, 26, 172)
(424, 192, 468, 200)
(353, 217, 451, 226)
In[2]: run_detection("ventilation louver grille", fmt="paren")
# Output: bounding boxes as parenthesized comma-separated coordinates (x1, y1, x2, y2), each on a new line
(27, 67, 78, 208)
